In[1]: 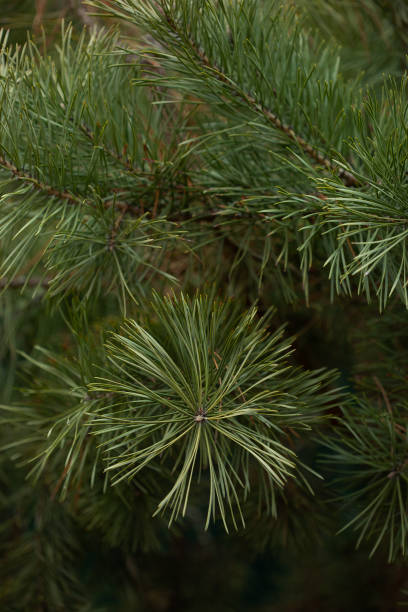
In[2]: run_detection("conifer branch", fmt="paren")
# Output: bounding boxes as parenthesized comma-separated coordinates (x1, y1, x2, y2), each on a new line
(0, 155, 82, 205)
(0, 154, 137, 215)
(162, 11, 359, 188)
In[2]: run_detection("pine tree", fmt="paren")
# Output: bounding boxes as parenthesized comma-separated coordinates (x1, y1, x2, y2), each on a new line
(1, 1, 408, 609)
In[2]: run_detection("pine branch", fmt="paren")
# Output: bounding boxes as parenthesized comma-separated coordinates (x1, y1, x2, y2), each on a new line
(88, 292, 342, 529)
(0, 153, 143, 218)
(77, 115, 201, 202)
(162, 11, 359, 188)
(0, 155, 81, 205)
(323, 396, 408, 561)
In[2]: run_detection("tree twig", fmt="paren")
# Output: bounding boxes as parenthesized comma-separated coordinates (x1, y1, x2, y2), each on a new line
(0, 275, 51, 290)
(163, 13, 359, 188)
(0, 155, 138, 215)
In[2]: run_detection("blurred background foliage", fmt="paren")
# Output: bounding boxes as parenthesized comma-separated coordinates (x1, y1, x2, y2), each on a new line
(295, 0, 408, 90)
(1, 1, 408, 610)
(0, 0, 91, 43)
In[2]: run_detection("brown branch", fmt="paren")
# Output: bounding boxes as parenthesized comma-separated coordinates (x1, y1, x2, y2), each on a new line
(0, 275, 51, 290)
(0, 156, 82, 205)
(33, 0, 48, 34)
(373, 376, 406, 442)
(163, 13, 359, 188)
(373, 375, 393, 416)
(108, 204, 128, 250)
(0, 154, 141, 216)
(388, 457, 408, 479)
(50, 460, 72, 500)
(0, 151, 220, 229)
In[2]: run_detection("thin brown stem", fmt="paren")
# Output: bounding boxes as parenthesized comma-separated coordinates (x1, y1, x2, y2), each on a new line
(0, 156, 82, 205)
(33, 0, 48, 34)
(0, 276, 51, 289)
(108, 205, 128, 251)
(0, 154, 140, 215)
(373, 375, 393, 416)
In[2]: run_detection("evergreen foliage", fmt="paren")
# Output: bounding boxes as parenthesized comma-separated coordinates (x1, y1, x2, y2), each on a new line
(1, 0, 408, 609)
